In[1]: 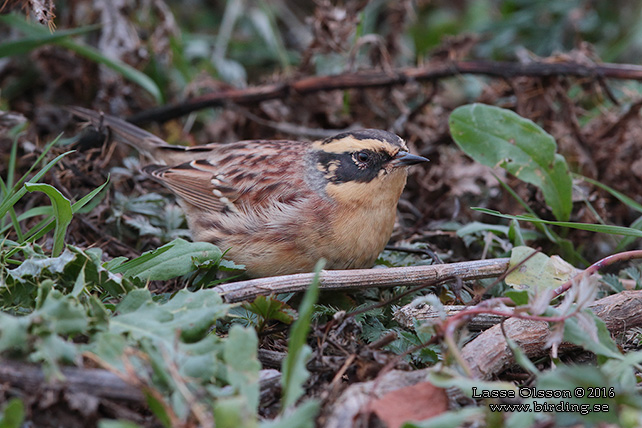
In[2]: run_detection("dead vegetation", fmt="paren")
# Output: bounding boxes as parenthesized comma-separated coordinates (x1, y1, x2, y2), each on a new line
(1, 1, 642, 427)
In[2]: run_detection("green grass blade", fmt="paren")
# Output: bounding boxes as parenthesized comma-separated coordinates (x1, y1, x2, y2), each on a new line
(0, 149, 72, 221)
(58, 39, 162, 103)
(0, 177, 23, 241)
(24, 183, 73, 256)
(615, 215, 642, 252)
(281, 259, 324, 411)
(0, 206, 53, 237)
(575, 173, 642, 214)
(71, 176, 110, 213)
(474, 208, 642, 238)
(12, 135, 62, 191)
(0, 23, 100, 57)
(492, 172, 557, 242)
(1, 14, 162, 103)
(6, 139, 19, 191)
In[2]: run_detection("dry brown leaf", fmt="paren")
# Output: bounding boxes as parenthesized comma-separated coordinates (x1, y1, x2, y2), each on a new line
(368, 381, 448, 428)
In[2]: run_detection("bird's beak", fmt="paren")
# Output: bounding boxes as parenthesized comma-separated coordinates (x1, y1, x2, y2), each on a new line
(391, 150, 429, 167)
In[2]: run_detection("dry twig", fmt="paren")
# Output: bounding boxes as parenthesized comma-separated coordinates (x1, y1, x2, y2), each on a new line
(128, 60, 642, 124)
(212, 258, 510, 303)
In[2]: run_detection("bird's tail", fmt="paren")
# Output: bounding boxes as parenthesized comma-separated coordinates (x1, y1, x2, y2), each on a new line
(67, 106, 200, 165)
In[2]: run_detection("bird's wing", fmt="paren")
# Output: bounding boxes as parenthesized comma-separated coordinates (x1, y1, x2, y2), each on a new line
(144, 140, 309, 213)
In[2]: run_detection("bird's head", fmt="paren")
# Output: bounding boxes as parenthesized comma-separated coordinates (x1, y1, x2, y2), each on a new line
(310, 129, 428, 205)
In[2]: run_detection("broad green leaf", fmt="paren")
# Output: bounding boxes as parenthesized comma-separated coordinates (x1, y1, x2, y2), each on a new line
(38, 290, 88, 335)
(504, 290, 529, 306)
(243, 295, 296, 328)
(0, 314, 29, 353)
(111, 288, 227, 344)
(111, 238, 222, 281)
(29, 334, 79, 378)
(224, 325, 260, 413)
(213, 396, 258, 428)
(25, 183, 72, 256)
(506, 246, 580, 292)
(475, 208, 642, 238)
(8, 249, 76, 282)
(85, 333, 128, 372)
(449, 104, 572, 221)
(508, 219, 526, 246)
(281, 260, 324, 411)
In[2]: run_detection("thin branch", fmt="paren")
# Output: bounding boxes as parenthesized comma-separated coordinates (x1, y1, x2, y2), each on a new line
(128, 60, 642, 124)
(212, 258, 510, 303)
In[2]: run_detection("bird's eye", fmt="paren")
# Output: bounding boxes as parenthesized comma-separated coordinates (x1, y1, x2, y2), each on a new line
(357, 151, 370, 163)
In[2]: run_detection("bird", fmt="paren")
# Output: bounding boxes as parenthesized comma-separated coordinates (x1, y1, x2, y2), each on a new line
(68, 106, 428, 277)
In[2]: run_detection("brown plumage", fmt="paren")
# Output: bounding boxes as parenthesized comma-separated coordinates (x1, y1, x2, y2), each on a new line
(68, 106, 428, 277)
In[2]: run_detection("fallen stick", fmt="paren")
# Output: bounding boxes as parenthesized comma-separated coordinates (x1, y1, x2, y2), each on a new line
(461, 290, 642, 379)
(395, 304, 505, 331)
(212, 258, 510, 303)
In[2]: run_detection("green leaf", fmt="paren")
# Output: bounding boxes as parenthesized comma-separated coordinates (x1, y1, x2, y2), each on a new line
(112, 238, 222, 281)
(0, 148, 72, 222)
(575, 174, 642, 251)
(449, 104, 572, 221)
(111, 288, 227, 344)
(505, 246, 579, 293)
(535, 365, 620, 425)
(242, 295, 296, 329)
(25, 183, 72, 256)
(0, 398, 25, 428)
(260, 400, 319, 428)
(71, 175, 110, 213)
(281, 260, 324, 411)
(0, 24, 100, 57)
(576, 174, 642, 214)
(224, 325, 260, 414)
(508, 219, 526, 246)
(456, 221, 510, 236)
(38, 290, 89, 335)
(563, 310, 622, 360)
(0, 314, 29, 353)
(505, 335, 539, 375)
(475, 209, 642, 238)
(143, 390, 173, 428)
(504, 290, 529, 306)
(8, 248, 76, 283)
(213, 396, 258, 428)
(98, 420, 143, 428)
